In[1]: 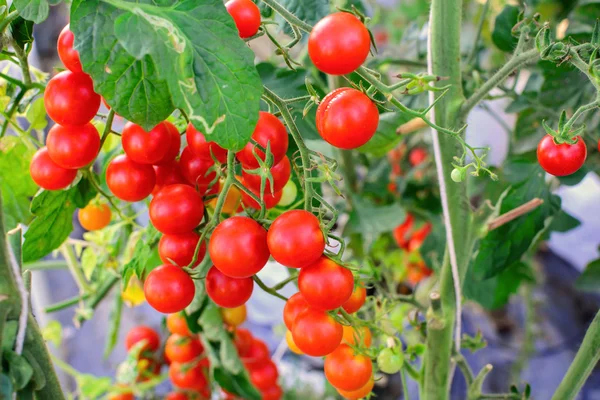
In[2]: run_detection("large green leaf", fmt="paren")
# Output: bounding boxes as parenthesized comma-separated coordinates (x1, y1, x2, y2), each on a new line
(22, 178, 96, 262)
(358, 112, 414, 157)
(120, 224, 160, 286)
(347, 196, 406, 250)
(8, 4, 34, 51)
(273, 0, 329, 38)
(491, 5, 519, 52)
(575, 259, 600, 292)
(3, 351, 33, 390)
(13, 0, 49, 23)
(71, 0, 263, 151)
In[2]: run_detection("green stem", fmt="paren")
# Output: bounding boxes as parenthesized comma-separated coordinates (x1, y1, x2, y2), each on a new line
(401, 368, 411, 400)
(562, 100, 599, 135)
(73, 275, 119, 326)
(252, 275, 289, 301)
(0, 10, 19, 32)
(100, 109, 116, 148)
(60, 243, 92, 293)
(466, 0, 490, 67)
(259, 0, 312, 32)
(44, 294, 91, 313)
(551, 309, 600, 400)
(14, 44, 32, 86)
(23, 260, 68, 271)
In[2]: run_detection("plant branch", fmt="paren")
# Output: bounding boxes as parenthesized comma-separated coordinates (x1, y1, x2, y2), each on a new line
(396, 117, 428, 134)
(252, 275, 289, 301)
(73, 275, 119, 327)
(259, 0, 312, 32)
(487, 198, 544, 231)
(100, 109, 116, 148)
(60, 243, 92, 294)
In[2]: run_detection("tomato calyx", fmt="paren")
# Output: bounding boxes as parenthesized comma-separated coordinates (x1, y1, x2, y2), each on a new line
(542, 110, 586, 145)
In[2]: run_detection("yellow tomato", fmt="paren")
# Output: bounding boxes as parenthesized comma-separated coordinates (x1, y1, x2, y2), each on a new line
(286, 330, 303, 355)
(221, 304, 247, 327)
(208, 184, 241, 214)
(78, 203, 111, 231)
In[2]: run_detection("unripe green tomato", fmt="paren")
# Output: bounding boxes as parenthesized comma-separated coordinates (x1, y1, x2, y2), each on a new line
(277, 180, 297, 207)
(451, 168, 463, 183)
(377, 348, 404, 374)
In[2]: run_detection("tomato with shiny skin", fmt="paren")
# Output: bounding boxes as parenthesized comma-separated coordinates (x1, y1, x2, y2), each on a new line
(393, 213, 414, 250)
(179, 147, 218, 193)
(283, 292, 309, 330)
(298, 257, 354, 311)
(242, 155, 291, 194)
(240, 180, 283, 210)
(242, 338, 270, 369)
(342, 285, 367, 314)
(225, 0, 261, 38)
(316, 88, 379, 149)
(125, 325, 160, 353)
(57, 25, 82, 73)
(78, 203, 111, 231)
(221, 305, 247, 327)
(159, 232, 205, 268)
(209, 216, 270, 278)
(169, 361, 209, 391)
(144, 265, 195, 313)
(121, 122, 171, 165)
(153, 161, 186, 195)
(292, 308, 343, 357)
(261, 385, 283, 400)
(186, 123, 227, 163)
(46, 123, 100, 169)
(337, 377, 375, 400)
(250, 360, 279, 390)
(106, 155, 156, 202)
(409, 148, 427, 166)
(150, 184, 204, 234)
(537, 135, 587, 176)
(324, 344, 373, 391)
(158, 121, 182, 165)
(165, 334, 204, 363)
(205, 267, 254, 308)
(30, 147, 77, 190)
(267, 210, 325, 269)
(236, 112, 288, 169)
(234, 328, 254, 357)
(342, 325, 372, 347)
(44, 71, 100, 126)
(167, 313, 192, 336)
(285, 330, 303, 355)
(308, 12, 371, 75)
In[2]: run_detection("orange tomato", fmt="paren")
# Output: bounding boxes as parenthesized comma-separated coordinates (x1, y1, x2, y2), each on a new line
(78, 203, 111, 231)
(221, 305, 247, 327)
(337, 377, 375, 399)
(285, 330, 303, 355)
(342, 325, 372, 347)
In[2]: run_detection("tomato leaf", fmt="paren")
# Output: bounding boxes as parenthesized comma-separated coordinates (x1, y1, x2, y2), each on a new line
(22, 177, 96, 263)
(8, 4, 34, 51)
(120, 224, 160, 286)
(0, 374, 13, 399)
(71, 0, 263, 151)
(491, 5, 519, 52)
(358, 112, 415, 157)
(347, 196, 406, 250)
(273, 0, 329, 39)
(549, 209, 581, 233)
(13, 0, 49, 23)
(575, 259, 600, 292)
(77, 375, 112, 399)
(3, 351, 33, 390)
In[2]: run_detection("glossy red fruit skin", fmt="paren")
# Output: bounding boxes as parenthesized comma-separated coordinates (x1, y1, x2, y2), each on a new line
(236, 112, 289, 169)
(250, 360, 279, 390)
(291, 308, 343, 357)
(125, 325, 160, 352)
(342, 286, 367, 314)
(308, 12, 371, 75)
(225, 0, 262, 39)
(157, 121, 182, 165)
(324, 343, 373, 391)
(205, 267, 254, 308)
(234, 328, 254, 357)
(267, 210, 325, 269)
(169, 361, 209, 391)
(537, 135, 587, 176)
(283, 292, 309, 331)
(159, 232, 205, 268)
(261, 385, 283, 400)
(298, 256, 355, 311)
(186, 123, 227, 163)
(44, 71, 100, 126)
(165, 393, 189, 400)
(316, 88, 379, 149)
(242, 155, 291, 194)
(46, 123, 100, 169)
(209, 216, 270, 278)
(30, 147, 77, 190)
(149, 184, 204, 234)
(165, 334, 204, 363)
(179, 147, 218, 193)
(106, 155, 156, 202)
(240, 181, 282, 210)
(144, 265, 195, 313)
(122, 122, 171, 165)
(57, 24, 82, 73)
(242, 338, 270, 369)
(153, 161, 186, 195)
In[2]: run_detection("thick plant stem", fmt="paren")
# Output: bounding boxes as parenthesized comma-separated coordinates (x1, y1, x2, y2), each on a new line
(423, 0, 472, 399)
(552, 310, 600, 400)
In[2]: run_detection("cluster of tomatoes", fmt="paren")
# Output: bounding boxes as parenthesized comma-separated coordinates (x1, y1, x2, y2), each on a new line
(393, 213, 433, 286)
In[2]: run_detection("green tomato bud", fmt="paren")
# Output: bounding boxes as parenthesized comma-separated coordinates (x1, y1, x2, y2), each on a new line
(377, 348, 404, 374)
(451, 168, 464, 183)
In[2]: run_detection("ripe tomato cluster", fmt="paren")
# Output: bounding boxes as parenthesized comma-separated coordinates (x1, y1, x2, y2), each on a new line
(393, 213, 433, 286)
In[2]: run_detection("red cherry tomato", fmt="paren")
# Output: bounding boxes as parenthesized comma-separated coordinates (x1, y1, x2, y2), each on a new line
(186, 123, 227, 163)
(57, 24, 82, 73)
(205, 267, 254, 308)
(179, 147, 218, 193)
(325, 344, 373, 391)
(234, 328, 254, 357)
(236, 112, 288, 169)
(407, 222, 432, 252)
(240, 180, 283, 210)
(158, 121, 182, 165)
(106, 155, 156, 202)
(30, 147, 77, 190)
(292, 308, 343, 357)
(393, 213, 414, 250)
(78, 203, 111, 231)
(144, 265, 195, 313)
(165, 334, 204, 363)
(316, 88, 379, 149)
(283, 292, 309, 331)
(342, 285, 367, 314)
(167, 313, 192, 336)
(298, 257, 354, 311)
(267, 210, 325, 269)
(169, 361, 209, 391)
(159, 232, 205, 268)
(308, 12, 371, 75)
(261, 385, 283, 400)
(250, 360, 279, 390)
(46, 123, 100, 169)
(409, 148, 427, 166)
(149, 184, 204, 234)
(242, 155, 291, 194)
(242, 338, 270, 369)
(153, 161, 186, 195)
(225, 0, 262, 39)
(121, 122, 171, 165)
(125, 325, 160, 353)
(209, 216, 270, 278)
(537, 135, 587, 176)
(44, 71, 100, 126)
(337, 377, 375, 400)
(165, 393, 189, 400)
